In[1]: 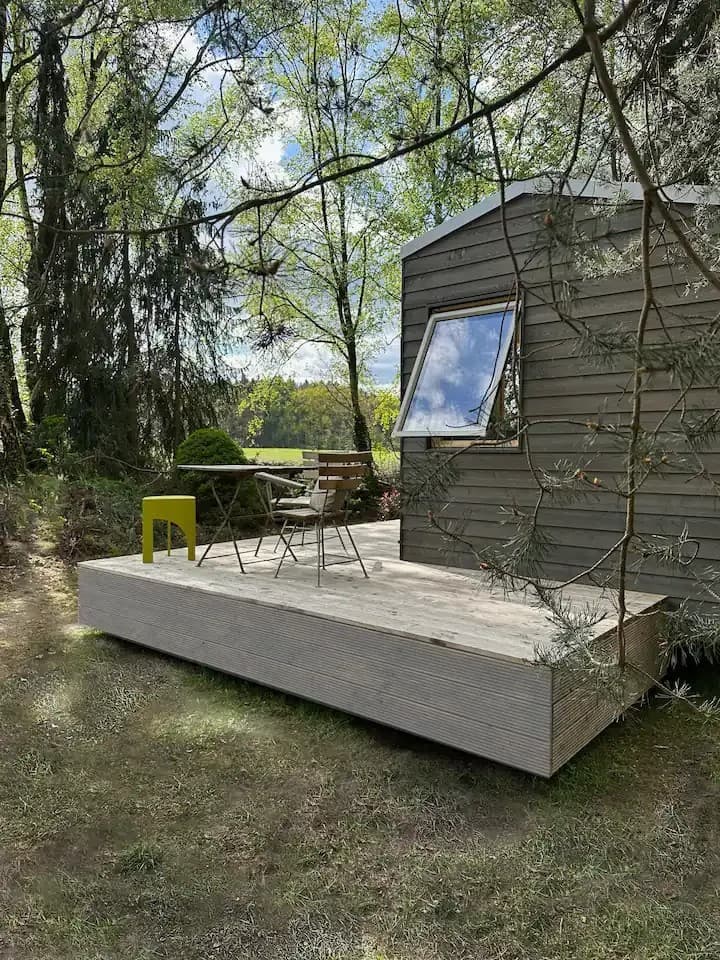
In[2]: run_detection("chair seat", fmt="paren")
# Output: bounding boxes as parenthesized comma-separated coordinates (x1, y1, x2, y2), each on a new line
(274, 496, 311, 508)
(274, 507, 321, 522)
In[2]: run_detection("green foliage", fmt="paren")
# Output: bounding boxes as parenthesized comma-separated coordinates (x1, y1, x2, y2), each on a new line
(58, 477, 145, 562)
(176, 428, 247, 468)
(663, 606, 720, 668)
(232, 378, 397, 451)
(0, 480, 37, 550)
(175, 428, 261, 528)
(372, 387, 400, 442)
(26, 415, 74, 472)
(1, 473, 149, 562)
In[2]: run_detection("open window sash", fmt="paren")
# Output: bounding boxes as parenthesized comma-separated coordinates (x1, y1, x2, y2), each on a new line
(394, 300, 518, 439)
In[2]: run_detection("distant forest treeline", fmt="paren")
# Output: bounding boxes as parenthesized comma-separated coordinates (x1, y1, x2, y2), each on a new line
(223, 378, 399, 451)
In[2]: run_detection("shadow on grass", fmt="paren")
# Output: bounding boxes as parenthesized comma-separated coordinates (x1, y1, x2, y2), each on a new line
(3, 574, 720, 960)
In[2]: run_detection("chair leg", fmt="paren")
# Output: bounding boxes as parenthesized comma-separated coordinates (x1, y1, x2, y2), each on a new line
(273, 520, 288, 553)
(343, 523, 369, 578)
(333, 523, 347, 554)
(316, 521, 322, 587)
(275, 524, 296, 578)
(255, 519, 269, 557)
(276, 523, 298, 562)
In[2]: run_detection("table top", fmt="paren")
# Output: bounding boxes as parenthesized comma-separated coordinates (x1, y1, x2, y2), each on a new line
(177, 463, 306, 476)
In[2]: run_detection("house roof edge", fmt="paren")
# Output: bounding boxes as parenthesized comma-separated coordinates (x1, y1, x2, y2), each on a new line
(400, 176, 720, 259)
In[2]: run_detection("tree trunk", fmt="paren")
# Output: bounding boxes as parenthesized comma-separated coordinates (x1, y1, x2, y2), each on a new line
(13, 107, 41, 424)
(25, 21, 73, 425)
(0, 299, 26, 478)
(0, 9, 26, 473)
(345, 334, 371, 453)
(120, 224, 140, 461)
(172, 260, 183, 453)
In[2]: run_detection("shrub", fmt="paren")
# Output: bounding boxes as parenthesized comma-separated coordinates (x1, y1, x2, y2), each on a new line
(25, 415, 75, 473)
(58, 477, 143, 561)
(175, 428, 247, 467)
(175, 428, 262, 530)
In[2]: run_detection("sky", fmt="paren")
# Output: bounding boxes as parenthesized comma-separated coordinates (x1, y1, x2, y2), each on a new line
(224, 124, 401, 387)
(232, 334, 400, 387)
(219, 110, 402, 386)
(164, 24, 402, 388)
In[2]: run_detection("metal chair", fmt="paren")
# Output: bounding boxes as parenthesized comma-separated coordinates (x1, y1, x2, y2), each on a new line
(254, 472, 308, 556)
(267, 453, 317, 510)
(272, 451, 372, 586)
(254, 471, 345, 557)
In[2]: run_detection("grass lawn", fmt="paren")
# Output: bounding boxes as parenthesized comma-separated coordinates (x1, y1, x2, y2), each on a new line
(243, 447, 305, 464)
(2, 548, 720, 959)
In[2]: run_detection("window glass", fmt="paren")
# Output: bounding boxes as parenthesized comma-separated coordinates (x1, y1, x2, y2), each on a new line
(397, 305, 516, 436)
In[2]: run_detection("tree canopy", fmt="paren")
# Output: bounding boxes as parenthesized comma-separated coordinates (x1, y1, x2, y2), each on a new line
(2, 0, 720, 477)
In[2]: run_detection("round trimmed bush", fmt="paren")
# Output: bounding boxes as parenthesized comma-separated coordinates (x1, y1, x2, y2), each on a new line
(175, 428, 262, 529)
(176, 428, 247, 467)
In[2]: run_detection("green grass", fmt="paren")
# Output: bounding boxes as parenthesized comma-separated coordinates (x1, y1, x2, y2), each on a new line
(2, 552, 720, 959)
(243, 446, 305, 464)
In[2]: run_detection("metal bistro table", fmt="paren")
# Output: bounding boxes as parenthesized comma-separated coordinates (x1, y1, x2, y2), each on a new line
(177, 463, 309, 571)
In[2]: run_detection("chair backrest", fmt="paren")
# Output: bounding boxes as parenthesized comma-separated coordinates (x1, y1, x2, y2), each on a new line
(310, 451, 372, 515)
(301, 450, 319, 484)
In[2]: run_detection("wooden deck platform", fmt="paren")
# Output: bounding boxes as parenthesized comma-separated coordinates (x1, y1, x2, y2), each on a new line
(78, 521, 667, 776)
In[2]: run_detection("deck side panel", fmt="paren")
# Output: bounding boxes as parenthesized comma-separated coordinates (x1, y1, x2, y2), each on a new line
(550, 605, 665, 773)
(79, 566, 554, 777)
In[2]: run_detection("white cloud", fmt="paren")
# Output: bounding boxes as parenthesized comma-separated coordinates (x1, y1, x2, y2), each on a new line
(227, 337, 399, 386)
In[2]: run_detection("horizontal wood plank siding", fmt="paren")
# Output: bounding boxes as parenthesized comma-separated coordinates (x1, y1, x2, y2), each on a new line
(400, 193, 720, 603)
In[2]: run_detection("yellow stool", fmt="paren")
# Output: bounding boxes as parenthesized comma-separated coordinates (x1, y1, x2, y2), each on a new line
(142, 496, 196, 563)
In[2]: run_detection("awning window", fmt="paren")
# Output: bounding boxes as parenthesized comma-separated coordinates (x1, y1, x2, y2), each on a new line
(394, 301, 518, 438)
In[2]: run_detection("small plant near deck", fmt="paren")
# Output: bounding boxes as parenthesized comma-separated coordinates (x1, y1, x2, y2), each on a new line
(378, 486, 401, 521)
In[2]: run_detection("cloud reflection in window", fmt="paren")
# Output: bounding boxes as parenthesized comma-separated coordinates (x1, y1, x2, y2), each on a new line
(402, 309, 515, 435)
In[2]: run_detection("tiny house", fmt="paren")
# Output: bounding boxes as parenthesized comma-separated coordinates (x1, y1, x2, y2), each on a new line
(77, 177, 718, 777)
(397, 178, 720, 605)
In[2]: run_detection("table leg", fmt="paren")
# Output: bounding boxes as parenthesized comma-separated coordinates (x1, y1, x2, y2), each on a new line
(197, 479, 245, 571)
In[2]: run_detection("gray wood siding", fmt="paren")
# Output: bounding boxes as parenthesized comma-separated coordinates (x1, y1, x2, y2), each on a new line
(400, 193, 720, 604)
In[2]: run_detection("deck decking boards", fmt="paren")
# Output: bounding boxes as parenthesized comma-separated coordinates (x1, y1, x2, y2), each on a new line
(78, 520, 666, 776)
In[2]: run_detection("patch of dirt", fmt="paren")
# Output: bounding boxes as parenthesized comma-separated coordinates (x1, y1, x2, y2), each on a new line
(0, 538, 76, 681)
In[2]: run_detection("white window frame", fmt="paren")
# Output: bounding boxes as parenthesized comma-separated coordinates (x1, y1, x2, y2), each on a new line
(393, 299, 519, 439)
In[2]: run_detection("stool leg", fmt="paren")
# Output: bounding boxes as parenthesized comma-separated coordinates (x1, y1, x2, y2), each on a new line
(184, 519, 196, 562)
(142, 512, 154, 563)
